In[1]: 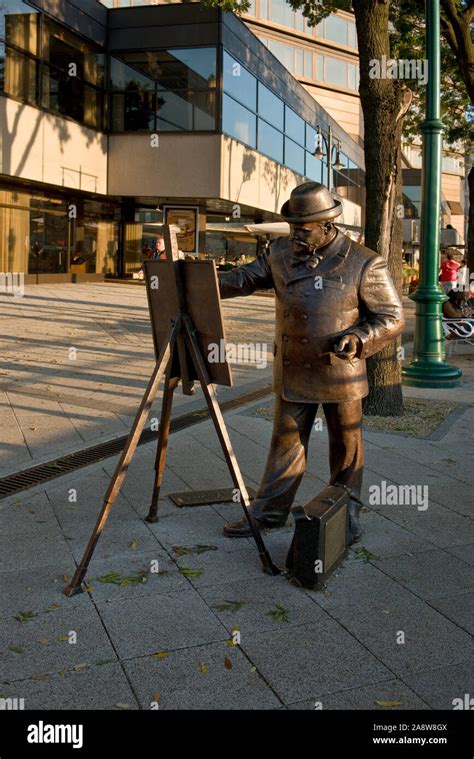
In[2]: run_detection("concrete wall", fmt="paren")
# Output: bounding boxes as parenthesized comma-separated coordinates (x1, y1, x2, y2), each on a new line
(220, 135, 303, 216)
(107, 133, 222, 198)
(0, 96, 108, 194)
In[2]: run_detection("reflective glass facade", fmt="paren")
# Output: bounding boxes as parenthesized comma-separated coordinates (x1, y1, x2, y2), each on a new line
(222, 49, 364, 202)
(110, 47, 217, 132)
(0, 1, 105, 128)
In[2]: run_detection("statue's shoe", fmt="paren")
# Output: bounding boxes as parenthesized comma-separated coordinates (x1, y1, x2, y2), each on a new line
(223, 512, 288, 538)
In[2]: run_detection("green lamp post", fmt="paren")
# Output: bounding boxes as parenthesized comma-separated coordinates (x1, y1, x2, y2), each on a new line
(402, 0, 462, 388)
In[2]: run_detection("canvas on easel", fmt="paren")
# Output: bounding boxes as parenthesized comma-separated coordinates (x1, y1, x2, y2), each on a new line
(64, 225, 278, 597)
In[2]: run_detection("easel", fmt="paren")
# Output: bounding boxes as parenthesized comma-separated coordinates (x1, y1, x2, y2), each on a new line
(64, 226, 279, 596)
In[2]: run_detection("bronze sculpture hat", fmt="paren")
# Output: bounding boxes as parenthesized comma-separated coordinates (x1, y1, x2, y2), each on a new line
(280, 181, 343, 223)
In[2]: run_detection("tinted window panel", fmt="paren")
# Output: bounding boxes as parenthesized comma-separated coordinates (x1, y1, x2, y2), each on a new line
(258, 83, 284, 130)
(119, 47, 216, 91)
(1, 1, 39, 54)
(285, 106, 305, 145)
(258, 118, 283, 163)
(223, 50, 256, 110)
(305, 152, 323, 183)
(284, 137, 305, 174)
(324, 16, 348, 45)
(222, 93, 256, 148)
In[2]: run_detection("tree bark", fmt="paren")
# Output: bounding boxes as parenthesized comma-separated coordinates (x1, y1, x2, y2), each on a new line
(352, 0, 411, 416)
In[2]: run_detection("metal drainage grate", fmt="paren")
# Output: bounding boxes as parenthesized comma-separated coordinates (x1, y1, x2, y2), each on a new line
(0, 384, 272, 500)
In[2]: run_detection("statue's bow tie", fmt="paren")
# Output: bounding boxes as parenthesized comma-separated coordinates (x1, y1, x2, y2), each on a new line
(290, 253, 323, 270)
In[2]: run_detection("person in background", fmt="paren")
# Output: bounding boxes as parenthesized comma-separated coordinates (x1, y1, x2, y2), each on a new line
(455, 258, 469, 292)
(439, 252, 460, 294)
(154, 235, 167, 260)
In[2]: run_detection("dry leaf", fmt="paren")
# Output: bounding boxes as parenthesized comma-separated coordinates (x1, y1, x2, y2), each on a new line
(115, 703, 130, 709)
(31, 674, 50, 681)
(48, 603, 60, 610)
(129, 540, 138, 551)
(153, 692, 161, 702)
(224, 656, 233, 670)
(375, 699, 402, 708)
(152, 652, 169, 659)
(38, 638, 50, 645)
(250, 666, 257, 673)
(74, 663, 87, 672)
(200, 663, 208, 673)
(58, 669, 68, 676)
(63, 575, 69, 582)
(57, 635, 69, 642)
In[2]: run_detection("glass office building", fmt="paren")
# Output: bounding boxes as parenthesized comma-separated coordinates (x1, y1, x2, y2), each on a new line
(0, 0, 365, 282)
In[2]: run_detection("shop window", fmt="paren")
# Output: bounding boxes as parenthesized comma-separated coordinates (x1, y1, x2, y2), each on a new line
(157, 89, 215, 131)
(222, 93, 256, 149)
(258, 118, 283, 163)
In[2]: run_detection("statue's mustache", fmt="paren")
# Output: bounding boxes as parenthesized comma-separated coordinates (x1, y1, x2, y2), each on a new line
(289, 237, 316, 251)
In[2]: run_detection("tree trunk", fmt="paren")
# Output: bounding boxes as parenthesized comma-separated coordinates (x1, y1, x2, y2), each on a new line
(352, 0, 411, 416)
(468, 165, 474, 275)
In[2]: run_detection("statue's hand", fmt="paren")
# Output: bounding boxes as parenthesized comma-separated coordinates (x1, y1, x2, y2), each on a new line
(334, 333, 361, 361)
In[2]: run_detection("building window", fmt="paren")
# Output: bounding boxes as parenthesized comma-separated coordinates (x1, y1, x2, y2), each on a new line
(223, 50, 257, 111)
(284, 137, 305, 175)
(258, 81, 284, 129)
(316, 14, 357, 49)
(315, 53, 359, 91)
(111, 47, 217, 132)
(41, 18, 105, 128)
(258, 118, 283, 163)
(222, 92, 256, 148)
(285, 106, 305, 146)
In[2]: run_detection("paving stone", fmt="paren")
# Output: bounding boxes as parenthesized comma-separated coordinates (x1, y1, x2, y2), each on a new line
(145, 505, 246, 552)
(349, 510, 436, 558)
(199, 574, 328, 634)
(310, 557, 418, 611)
(64, 520, 161, 564)
(83, 550, 187, 603)
(428, 590, 474, 635)
(322, 596, 474, 678)
(0, 606, 116, 681)
(403, 660, 474, 710)
(371, 501, 474, 548)
(123, 642, 282, 710)
(287, 679, 430, 710)
(239, 619, 391, 703)
(0, 564, 92, 616)
(97, 590, 228, 658)
(169, 543, 273, 589)
(445, 543, 474, 567)
(0, 491, 59, 535)
(0, 662, 138, 710)
(373, 549, 474, 600)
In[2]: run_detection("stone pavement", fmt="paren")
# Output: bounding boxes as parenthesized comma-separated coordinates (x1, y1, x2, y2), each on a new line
(0, 283, 274, 477)
(0, 283, 473, 710)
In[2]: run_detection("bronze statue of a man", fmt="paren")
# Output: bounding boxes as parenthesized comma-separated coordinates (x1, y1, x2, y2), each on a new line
(218, 181, 405, 543)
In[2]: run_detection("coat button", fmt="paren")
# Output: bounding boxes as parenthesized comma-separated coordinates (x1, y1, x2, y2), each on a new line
(283, 335, 289, 342)
(304, 363, 311, 369)
(302, 313, 308, 320)
(283, 360, 290, 366)
(301, 338, 309, 344)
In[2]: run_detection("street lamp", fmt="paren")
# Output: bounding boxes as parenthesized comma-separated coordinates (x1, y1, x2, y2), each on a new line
(402, 0, 462, 388)
(312, 125, 344, 189)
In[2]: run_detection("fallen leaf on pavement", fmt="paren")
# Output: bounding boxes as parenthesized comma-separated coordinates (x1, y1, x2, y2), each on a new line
(224, 656, 233, 670)
(31, 674, 50, 681)
(375, 699, 402, 708)
(8, 645, 25, 654)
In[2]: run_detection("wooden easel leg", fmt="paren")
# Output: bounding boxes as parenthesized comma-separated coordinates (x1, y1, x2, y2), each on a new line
(145, 370, 180, 523)
(64, 325, 177, 597)
(182, 315, 280, 576)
